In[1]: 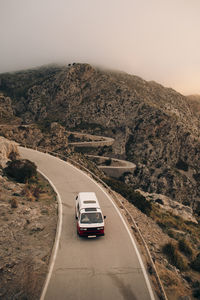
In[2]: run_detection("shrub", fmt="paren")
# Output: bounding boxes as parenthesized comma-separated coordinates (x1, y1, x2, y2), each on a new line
(162, 242, 188, 271)
(11, 198, 18, 208)
(191, 253, 200, 272)
(105, 158, 112, 166)
(116, 88, 121, 94)
(193, 173, 200, 182)
(192, 281, 200, 298)
(4, 159, 37, 183)
(104, 177, 152, 215)
(193, 288, 200, 299)
(167, 229, 176, 239)
(194, 202, 200, 216)
(22, 183, 41, 201)
(33, 186, 41, 198)
(68, 133, 75, 142)
(128, 191, 152, 215)
(163, 242, 176, 257)
(98, 146, 113, 156)
(8, 151, 18, 161)
(155, 198, 164, 205)
(175, 159, 188, 171)
(178, 239, 193, 257)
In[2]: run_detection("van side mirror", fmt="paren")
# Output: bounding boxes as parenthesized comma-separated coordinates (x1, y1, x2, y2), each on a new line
(104, 216, 106, 219)
(76, 216, 78, 220)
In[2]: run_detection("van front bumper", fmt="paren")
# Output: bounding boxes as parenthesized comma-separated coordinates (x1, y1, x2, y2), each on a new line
(78, 227, 104, 236)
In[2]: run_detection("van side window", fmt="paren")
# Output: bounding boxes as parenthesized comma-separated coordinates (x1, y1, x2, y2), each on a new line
(77, 203, 80, 217)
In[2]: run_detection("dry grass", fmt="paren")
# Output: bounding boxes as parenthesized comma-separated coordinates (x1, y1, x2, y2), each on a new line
(0, 171, 57, 299)
(158, 265, 191, 300)
(162, 241, 188, 271)
(178, 239, 194, 258)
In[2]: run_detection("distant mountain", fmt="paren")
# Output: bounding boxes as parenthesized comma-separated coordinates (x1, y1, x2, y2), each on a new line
(0, 63, 199, 212)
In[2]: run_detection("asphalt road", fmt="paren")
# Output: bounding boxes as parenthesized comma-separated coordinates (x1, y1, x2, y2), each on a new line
(19, 147, 156, 300)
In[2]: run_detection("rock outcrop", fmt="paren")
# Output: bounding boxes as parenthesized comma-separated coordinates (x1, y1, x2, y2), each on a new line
(0, 123, 69, 154)
(0, 137, 19, 168)
(136, 189, 197, 224)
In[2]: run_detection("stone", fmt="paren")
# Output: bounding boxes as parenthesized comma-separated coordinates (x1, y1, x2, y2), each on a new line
(0, 137, 19, 168)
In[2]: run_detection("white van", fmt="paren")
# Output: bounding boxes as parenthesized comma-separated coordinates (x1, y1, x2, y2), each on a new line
(75, 192, 106, 237)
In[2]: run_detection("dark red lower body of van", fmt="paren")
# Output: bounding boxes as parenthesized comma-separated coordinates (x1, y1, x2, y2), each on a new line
(77, 225, 104, 237)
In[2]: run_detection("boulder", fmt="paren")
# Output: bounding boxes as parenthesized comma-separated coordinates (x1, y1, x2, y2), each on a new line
(0, 137, 19, 168)
(136, 189, 197, 224)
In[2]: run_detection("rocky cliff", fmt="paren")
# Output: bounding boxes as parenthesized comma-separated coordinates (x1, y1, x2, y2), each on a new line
(0, 136, 19, 168)
(187, 94, 200, 117)
(0, 63, 200, 211)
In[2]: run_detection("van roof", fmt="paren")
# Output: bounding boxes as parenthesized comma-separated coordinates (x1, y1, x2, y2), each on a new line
(78, 192, 100, 210)
(78, 192, 97, 201)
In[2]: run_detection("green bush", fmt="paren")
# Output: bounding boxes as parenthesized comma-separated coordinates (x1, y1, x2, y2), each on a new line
(194, 202, 200, 216)
(193, 288, 200, 299)
(163, 242, 176, 257)
(11, 198, 18, 208)
(178, 239, 193, 257)
(167, 229, 176, 239)
(192, 281, 200, 298)
(175, 159, 188, 171)
(4, 159, 37, 183)
(105, 158, 112, 166)
(104, 177, 152, 215)
(191, 253, 200, 272)
(193, 173, 200, 182)
(162, 242, 188, 271)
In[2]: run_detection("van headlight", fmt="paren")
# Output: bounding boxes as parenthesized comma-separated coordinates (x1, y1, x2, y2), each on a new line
(80, 228, 87, 231)
(97, 227, 104, 230)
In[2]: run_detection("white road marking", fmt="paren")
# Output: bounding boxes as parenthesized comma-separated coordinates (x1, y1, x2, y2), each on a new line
(38, 169, 63, 300)
(21, 149, 155, 300)
(61, 158, 156, 300)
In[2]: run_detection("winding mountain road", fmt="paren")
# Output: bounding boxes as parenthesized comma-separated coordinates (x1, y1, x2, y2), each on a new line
(19, 147, 156, 300)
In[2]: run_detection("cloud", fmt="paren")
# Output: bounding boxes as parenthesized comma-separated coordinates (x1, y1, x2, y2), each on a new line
(0, 0, 200, 94)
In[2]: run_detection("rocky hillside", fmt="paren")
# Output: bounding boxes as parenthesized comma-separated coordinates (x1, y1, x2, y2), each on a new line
(187, 95, 200, 117)
(0, 136, 19, 167)
(0, 64, 200, 211)
(0, 137, 57, 299)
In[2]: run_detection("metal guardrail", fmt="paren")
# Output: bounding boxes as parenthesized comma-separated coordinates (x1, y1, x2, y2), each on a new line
(20, 143, 168, 300)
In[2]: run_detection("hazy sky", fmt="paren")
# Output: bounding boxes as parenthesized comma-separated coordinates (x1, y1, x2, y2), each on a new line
(0, 0, 200, 95)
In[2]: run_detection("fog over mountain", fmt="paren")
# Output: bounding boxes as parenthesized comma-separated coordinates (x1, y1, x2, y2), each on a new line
(1, 0, 200, 95)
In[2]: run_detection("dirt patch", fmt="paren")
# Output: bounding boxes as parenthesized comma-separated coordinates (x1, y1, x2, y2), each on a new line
(0, 171, 57, 300)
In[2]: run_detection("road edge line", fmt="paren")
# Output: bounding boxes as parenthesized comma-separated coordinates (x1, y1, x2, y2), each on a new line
(65, 160, 156, 300)
(21, 148, 155, 300)
(38, 169, 63, 300)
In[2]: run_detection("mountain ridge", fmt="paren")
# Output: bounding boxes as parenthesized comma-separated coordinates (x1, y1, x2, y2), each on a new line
(0, 63, 199, 212)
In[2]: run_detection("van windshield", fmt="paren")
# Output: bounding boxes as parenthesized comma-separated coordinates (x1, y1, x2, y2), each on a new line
(80, 212, 103, 224)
